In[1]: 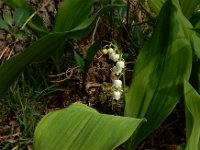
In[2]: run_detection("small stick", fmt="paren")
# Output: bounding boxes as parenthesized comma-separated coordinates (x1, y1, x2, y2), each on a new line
(0, 46, 9, 60)
(91, 17, 100, 44)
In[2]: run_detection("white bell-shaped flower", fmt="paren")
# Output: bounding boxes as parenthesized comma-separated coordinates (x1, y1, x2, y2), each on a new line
(112, 66, 122, 76)
(116, 61, 125, 69)
(102, 49, 108, 54)
(108, 48, 114, 54)
(113, 91, 121, 100)
(113, 80, 122, 89)
(110, 53, 119, 62)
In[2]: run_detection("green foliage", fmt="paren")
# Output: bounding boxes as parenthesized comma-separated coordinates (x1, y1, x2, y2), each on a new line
(51, 0, 124, 64)
(147, 0, 200, 19)
(0, 63, 56, 149)
(125, 0, 193, 148)
(3, 12, 13, 26)
(33, 103, 145, 150)
(147, 0, 165, 15)
(5, 74, 41, 137)
(0, 33, 65, 98)
(3, 0, 29, 9)
(192, 33, 200, 59)
(13, 8, 29, 26)
(51, 0, 95, 64)
(83, 41, 101, 75)
(180, 0, 200, 19)
(0, 9, 30, 40)
(74, 41, 101, 84)
(53, 0, 95, 32)
(74, 50, 85, 68)
(4, 0, 48, 36)
(0, 17, 10, 31)
(184, 81, 200, 150)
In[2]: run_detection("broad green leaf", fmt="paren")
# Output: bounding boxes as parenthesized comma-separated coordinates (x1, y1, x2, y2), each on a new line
(125, 0, 193, 149)
(0, 18, 9, 31)
(180, 0, 200, 19)
(74, 50, 85, 68)
(68, 5, 125, 39)
(52, 0, 96, 64)
(184, 81, 200, 150)
(147, 0, 200, 18)
(3, 12, 13, 27)
(13, 8, 29, 26)
(147, 0, 165, 15)
(192, 28, 200, 34)
(192, 33, 200, 59)
(33, 103, 145, 150)
(53, 0, 95, 32)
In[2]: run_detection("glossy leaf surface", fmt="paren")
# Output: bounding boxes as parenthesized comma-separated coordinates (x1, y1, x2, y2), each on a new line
(125, 0, 193, 148)
(180, 0, 200, 19)
(34, 103, 145, 150)
(184, 81, 200, 150)
(147, 0, 165, 15)
(53, 0, 95, 32)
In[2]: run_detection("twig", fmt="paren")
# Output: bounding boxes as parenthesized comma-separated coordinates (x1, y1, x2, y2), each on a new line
(7, 48, 13, 60)
(49, 67, 80, 83)
(91, 17, 100, 44)
(0, 46, 9, 60)
(20, 11, 38, 30)
(49, 72, 66, 77)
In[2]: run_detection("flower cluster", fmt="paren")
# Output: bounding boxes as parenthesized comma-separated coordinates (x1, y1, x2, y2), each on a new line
(102, 44, 125, 101)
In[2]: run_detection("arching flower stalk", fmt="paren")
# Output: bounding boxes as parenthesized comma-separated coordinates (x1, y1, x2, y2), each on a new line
(102, 42, 126, 103)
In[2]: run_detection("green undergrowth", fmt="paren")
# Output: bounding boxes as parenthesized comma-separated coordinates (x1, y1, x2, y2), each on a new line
(0, 63, 58, 149)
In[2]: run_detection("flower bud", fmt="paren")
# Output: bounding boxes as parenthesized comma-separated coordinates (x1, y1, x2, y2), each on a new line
(102, 49, 108, 54)
(108, 48, 114, 54)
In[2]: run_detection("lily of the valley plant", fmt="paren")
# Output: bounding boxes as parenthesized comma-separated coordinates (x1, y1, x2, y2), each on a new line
(102, 43, 125, 101)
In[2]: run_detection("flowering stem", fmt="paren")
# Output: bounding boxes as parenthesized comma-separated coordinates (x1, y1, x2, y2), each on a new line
(122, 68, 126, 99)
